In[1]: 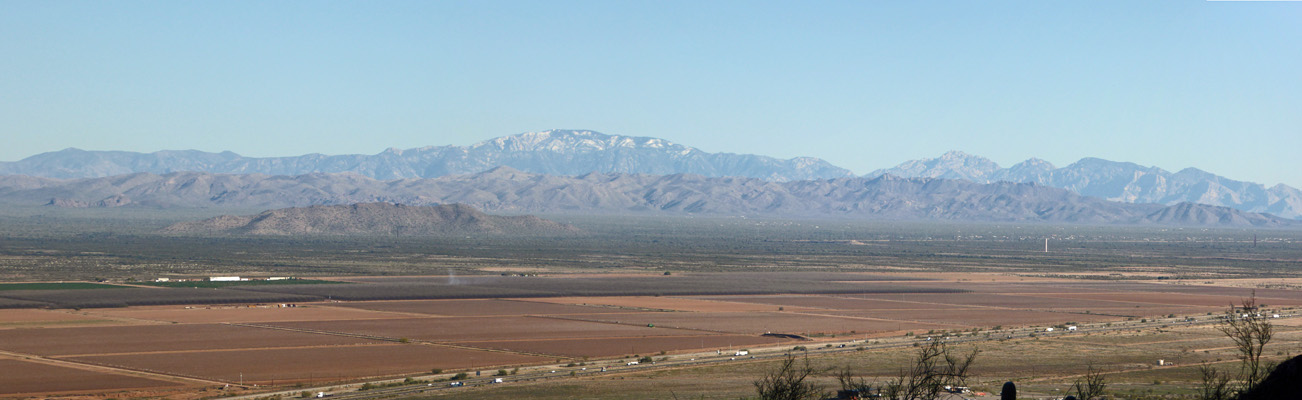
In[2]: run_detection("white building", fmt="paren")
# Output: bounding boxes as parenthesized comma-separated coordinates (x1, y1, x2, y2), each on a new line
(209, 276, 241, 282)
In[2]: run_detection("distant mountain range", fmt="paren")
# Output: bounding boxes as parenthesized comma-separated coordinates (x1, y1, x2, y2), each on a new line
(0, 129, 1297, 220)
(868, 151, 1302, 219)
(161, 203, 578, 235)
(0, 130, 851, 182)
(0, 168, 1291, 227)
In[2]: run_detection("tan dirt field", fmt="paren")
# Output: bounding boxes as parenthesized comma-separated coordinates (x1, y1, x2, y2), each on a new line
(0, 358, 182, 395)
(0, 309, 131, 329)
(0, 323, 381, 356)
(1048, 292, 1302, 307)
(81, 304, 411, 323)
(266, 316, 710, 342)
(522, 296, 820, 312)
(849, 292, 1118, 309)
(332, 298, 645, 316)
(826, 308, 1121, 327)
(691, 294, 989, 310)
(563, 311, 962, 335)
(458, 334, 790, 358)
(66, 343, 548, 384)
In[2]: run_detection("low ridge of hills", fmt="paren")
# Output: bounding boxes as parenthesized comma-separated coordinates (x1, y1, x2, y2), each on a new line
(160, 202, 580, 235)
(3, 168, 1291, 227)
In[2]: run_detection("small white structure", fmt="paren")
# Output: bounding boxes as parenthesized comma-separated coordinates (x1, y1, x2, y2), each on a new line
(1045, 327, 1055, 332)
(267, 277, 290, 281)
(491, 378, 503, 383)
(626, 361, 639, 365)
(1067, 326, 1078, 331)
(1158, 359, 1166, 366)
(209, 276, 241, 282)
(1273, 314, 1281, 318)
(735, 350, 750, 356)
(154, 277, 171, 282)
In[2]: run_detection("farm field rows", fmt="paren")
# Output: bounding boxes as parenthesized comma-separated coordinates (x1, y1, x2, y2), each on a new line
(265, 315, 710, 342)
(1, 272, 1299, 398)
(0, 358, 183, 395)
(522, 296, 819, 312)
(457, 334, 785, 358)
(0, 309, 132, 329)
(332, 298, 648, 316)
(80, 304, 414, 324)
(66, 344, 549, 384)
(0, 323, 382, 356)
(559, 311, 961, 335)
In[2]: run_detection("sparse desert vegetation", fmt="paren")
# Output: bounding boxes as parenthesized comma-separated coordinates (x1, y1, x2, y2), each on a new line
(0, 210, 1299, 399)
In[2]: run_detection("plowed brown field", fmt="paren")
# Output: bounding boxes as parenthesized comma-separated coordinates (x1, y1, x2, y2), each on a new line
(333, 299, 639, 316)
(0, 309, 128, 329)
(67, 344, 547, 384)
(1047, 292, 1302, 307)
(267, 316, 709, 342)
(521, 296, 804, 312)
(459, 334, 788, 358)
(827, 308, 1122, 327)
(83, 304, 407, 323)
(0, 358, 182, 395)
(690, 295, 983, 311)
(0, 323, 380, 356)
(564, 312, 960, 335)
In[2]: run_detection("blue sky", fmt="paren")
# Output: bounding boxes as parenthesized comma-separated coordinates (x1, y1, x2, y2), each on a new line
(2, 1, 1299, 186)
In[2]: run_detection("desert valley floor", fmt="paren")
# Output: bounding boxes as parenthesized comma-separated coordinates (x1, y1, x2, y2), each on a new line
(3, 272, 1300, 399)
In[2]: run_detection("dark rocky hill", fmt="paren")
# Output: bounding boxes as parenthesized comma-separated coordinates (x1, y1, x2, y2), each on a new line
(160, 203, 580, 235)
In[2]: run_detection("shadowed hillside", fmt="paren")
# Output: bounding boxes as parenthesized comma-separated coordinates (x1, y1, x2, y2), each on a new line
(161, 203, 580, 235)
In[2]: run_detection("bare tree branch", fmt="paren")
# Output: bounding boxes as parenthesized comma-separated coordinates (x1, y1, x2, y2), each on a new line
(755, 355, 824, 400)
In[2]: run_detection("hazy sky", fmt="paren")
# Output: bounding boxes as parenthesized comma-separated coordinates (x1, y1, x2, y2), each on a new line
(3, 1, 1299, 186)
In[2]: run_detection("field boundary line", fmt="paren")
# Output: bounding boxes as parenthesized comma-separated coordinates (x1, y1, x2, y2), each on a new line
(412, 341, 558, 358)
(313, 303, 462, 319)
(223, 322, 404, 342)
(0, 349, 227, 386)
(52, 343, 399, 358)
(1001, 292, 1267, 308)
(530, 314, 730, 334)
(783, 310, 967, 330)
(227, 321, 563, 358)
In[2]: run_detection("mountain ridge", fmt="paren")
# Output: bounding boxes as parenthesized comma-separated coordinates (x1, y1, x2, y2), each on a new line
(3, 169, 1291, 227)
(0, 130, 853, 182)
(3, 132, 1297, 219)
(868, 151, 1302, 219)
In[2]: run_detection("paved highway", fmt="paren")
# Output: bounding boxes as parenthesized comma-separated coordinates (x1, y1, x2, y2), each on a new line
(221, 311, 1296, 400)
